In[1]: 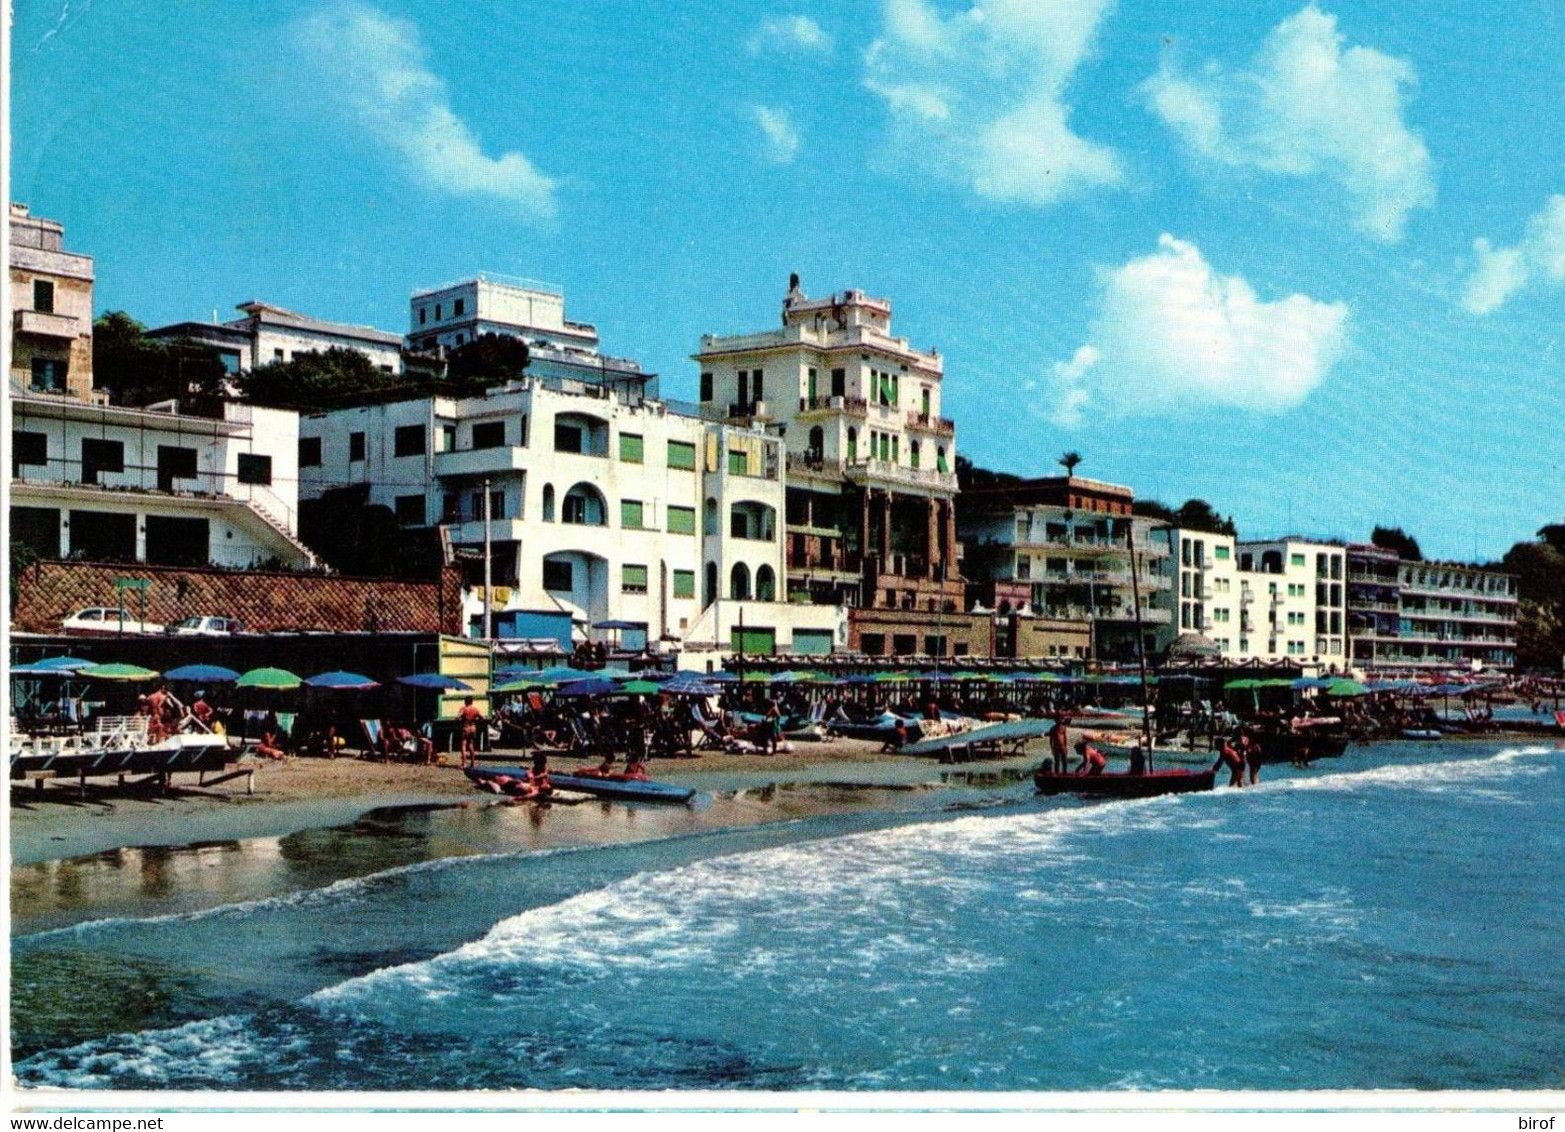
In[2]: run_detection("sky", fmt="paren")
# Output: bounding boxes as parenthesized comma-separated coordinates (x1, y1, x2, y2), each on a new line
(10, 0, 1565, 562)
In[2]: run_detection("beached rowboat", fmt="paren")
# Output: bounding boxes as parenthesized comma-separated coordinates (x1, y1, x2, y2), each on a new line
(1032, 766, 1217, 798)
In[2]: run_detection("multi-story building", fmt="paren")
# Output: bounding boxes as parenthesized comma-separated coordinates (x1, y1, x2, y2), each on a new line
(1159, 532, 1349, 670)
(694, 277, 977, 658)
(300, 292, 842, 660)
(10, 394, 314, 569)
(1347, 545, 1517, 670)
(9, 203, 98, 403)
(958, 475, 1171, 662)
(406, 274, 655, 397)
(148, 301, 405, 375)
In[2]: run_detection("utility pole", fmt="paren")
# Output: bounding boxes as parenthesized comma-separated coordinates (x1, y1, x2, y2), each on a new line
(482, 477, 493, 640)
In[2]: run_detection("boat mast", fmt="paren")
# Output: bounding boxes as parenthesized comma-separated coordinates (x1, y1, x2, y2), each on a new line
(1126, 521, 1154, 766)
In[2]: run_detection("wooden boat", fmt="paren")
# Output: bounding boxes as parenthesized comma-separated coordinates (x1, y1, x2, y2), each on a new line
(1033, 766, 1217, 798)
(1400, 729, 1443, 741)
(466, 766, 696, 804)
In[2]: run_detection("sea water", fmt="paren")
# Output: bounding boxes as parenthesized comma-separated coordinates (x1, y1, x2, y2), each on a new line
(11, 741, 1564, 1092)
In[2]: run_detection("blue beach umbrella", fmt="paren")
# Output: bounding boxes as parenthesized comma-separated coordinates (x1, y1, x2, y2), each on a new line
(164, 664, 241, 684)
(556, 677, 616, 697)
(33, 656, 95, 672)
(398, 673, 473, 691)
(304, 670, 381, 690)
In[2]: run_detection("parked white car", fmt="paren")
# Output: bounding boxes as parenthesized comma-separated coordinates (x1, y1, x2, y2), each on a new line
(60, 607, 166, 635)
(168, 615, 245, 636)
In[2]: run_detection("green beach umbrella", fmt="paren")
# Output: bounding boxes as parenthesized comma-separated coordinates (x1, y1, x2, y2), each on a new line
(81, 662, 160, 681)
(1225, 678, 1263, 690)
(1326, 679, 1369, 697)
(236, 667, 303, 690)
(492, 679, 544, 695)
(618, 680, 663, 695)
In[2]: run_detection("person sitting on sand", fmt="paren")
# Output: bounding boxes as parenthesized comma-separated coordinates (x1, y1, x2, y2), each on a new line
(1075, 737, 1106, 776)
(255, 728, 287, 761)
(188, 691, 214, 732)
(525, 751, 553, 797)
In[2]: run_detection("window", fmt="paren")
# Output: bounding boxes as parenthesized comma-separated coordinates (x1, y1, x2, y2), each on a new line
(752, 369, 763, 402)
(1215, 545, 1230, 560)
(728, 448, 749, 475)
(673, 569, 696, 599)
(454, 297, 465, 316)
(860, 632, 885, 656)
(831, 368, 846, 396)
(700, 372, 713, 401)
(910, 440, 920, 469)
(273, 348, 284, 362)
(349, 432, 366, 462)
(562, 484, 605, 525)
(394, 495, 425, 525)
(619, 433, 644, 463)
(621, 499, 645, 529)
(554, 422, 584, 453)
(237, 454, 273, 485)
(33, 279, 55, 313)
(435, 303, 442, 320)
(667, 440, 696, 470)
(737, 371, 748, 406)
(80, 438, 124, 485)
(490, 489, 506, 519)
(667, 505, 696, 535)
(14, 431, 47, 468)
(418, 307, 427, 325)
(472, 421, 506, 449)
(542, 484, 556, 522)
(543, 559, 573, 591)
(30, 357, 66, 392)
(299, 436, 322, 466)
(394, 425, 426, 457)
(622, 564, 649, 594)
(1291, 553, 1306, 568)
(755, 564, 776, 601)
(730, 563, 751, 600)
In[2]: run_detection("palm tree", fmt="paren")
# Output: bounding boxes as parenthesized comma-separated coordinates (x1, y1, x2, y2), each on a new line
(1058, 451, 1083, 478)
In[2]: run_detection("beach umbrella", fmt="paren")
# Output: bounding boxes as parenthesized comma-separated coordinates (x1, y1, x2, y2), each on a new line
(81, 663, 160, 681)
(32, 656, 95, 671)
(1292, 677, 1334, 690)
(236, 667, 303, 690)
(556, 677, 616, 697)
(661, 672, 722, 696)
(398, 673, 473, 691)
(708, 671, 740, 684)
(164, 663, 241, 684)
(10, 662, 84, 677)
(1326, 679, 1369, 698)
(617, 680, 663, 695)
(304, 670, 381, 690)
(492, 679, 545, 695)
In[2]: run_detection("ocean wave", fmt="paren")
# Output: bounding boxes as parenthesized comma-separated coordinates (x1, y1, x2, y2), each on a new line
(1279, 746, 1554, 795)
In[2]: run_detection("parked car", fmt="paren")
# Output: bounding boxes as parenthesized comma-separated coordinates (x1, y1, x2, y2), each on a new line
(60, 607, 166, 635)
(168, 615, 245, 636)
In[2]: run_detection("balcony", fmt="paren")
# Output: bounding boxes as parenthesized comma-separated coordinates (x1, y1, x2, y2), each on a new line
(843, 458, 957, 494)
(798, 395, 868, 416)
(443, 518, 529, 544)
(905, 411, 955, 436)
(434, 446, 528, 478)
(14, 309, 79, 339)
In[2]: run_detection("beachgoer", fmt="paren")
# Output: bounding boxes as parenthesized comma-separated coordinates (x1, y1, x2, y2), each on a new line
(1213, 737, 1245, 788)
(763, 698, 782, 754)
(190, 692, 214, 730)
(1075, 737, 1106, 776)
(255, 728, 287, 761)
(1128, 742, 1147, 776)
(624, 753, 649, 780)
(456, 696, 484, 768)
(1048, 713, 1069, 774)
(1239, 729, 1263, 784)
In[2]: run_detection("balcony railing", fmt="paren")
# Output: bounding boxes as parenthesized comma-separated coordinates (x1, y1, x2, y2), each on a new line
(905, 411, 955, 436)
(843, 458, 958, 493)
(13, 309, 80, 339)
(13, 461, 298, 532)
(798, 395, 868, 415)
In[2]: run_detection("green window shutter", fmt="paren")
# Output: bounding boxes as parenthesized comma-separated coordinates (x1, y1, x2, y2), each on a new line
(936, 450, 948, 473)
(667, 441, 696, 470)
(620, 499, 644, 529)
(667, 506, 696, 535)
(672, 569, 695, 598)
(728, 448, 748, 475)
(620, 433, 644, 463)
(1215, 545, 1231, 560)
(1291, 554, 1306, 567)
(622, 564, 648, 592)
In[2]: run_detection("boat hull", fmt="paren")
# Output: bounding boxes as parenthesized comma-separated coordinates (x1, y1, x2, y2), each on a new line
(1032, 767, 1216, 798)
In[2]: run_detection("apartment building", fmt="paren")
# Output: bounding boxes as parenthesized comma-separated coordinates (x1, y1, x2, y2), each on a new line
(1347, 545, 1517, 670)
(148, 301, 405, 375)
(9, 203, 98, 403)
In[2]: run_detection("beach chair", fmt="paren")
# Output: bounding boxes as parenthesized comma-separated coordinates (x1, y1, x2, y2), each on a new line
(359, 719, 385, 760)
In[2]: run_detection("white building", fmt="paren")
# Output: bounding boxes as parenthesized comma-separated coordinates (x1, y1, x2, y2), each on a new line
(9, 394, 315, 569)
(297, 375, 842, 659)
(148, 301, 405, 375)
(1160, 530, 1348, 669)
(407, 274, 654, 396)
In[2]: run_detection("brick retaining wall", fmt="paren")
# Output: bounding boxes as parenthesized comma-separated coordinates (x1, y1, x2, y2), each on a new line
(12, 560, 463, 635)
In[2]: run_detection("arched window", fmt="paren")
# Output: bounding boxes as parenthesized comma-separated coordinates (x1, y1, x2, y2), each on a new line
(542, 484, 555, 522)
(562, 483, 606, 526)
(755, 564, 776, 602)
(910, 439, 921, 469)
(703, 497, 719, 536)
(729, 501, 776, 541)
(730, 563, 751, 601)
(935, 445, 948, 473)
(808, 426, 824, 460)
(704, 561, 718, 608)
(846, 427, 858, 464)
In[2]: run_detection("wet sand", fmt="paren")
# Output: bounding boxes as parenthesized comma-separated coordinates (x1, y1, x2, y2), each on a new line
(6, 738, 939, 867)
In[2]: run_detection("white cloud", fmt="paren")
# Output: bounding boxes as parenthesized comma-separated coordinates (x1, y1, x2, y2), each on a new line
(293, 2, 558, 217)
(747, 14, 831, 54)
(863, 0, 1121, 206)
(1462, 195, 1565, 314)
(1143, 5, 1434, 242)
(1047, 235, 1349, 425)
(752, 105, 801, 164)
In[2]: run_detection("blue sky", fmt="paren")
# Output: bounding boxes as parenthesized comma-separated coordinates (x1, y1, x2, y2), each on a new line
(11, 0, 1564, 562)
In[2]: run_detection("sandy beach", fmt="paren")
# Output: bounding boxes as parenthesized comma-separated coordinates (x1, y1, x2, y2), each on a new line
(6, 737, 951, 868)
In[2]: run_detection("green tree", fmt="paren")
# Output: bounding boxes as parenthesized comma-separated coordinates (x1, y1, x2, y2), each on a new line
(1058, 450, 1083, 477)
(954, 455, 1022, 492)
(1501, 538, 1565, 669)
(93, 311, 228, 412)
(236, 346, 400, 408)
(446, 333, 530, 390)
(1371, 525, 1423, 560)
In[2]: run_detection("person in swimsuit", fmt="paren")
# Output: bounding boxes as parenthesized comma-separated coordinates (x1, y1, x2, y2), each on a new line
(1239, 728, 1263, 784)
(1048, 713, 1070, 774)
(1214, 736, 1245, 788)
(456, 696, 484, 768)
(1074, 737, 1106, 776)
